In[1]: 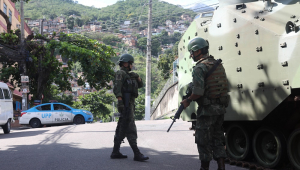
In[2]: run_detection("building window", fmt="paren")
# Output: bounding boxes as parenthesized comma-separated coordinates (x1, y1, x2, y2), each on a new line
(9, 10, 12, 23)
(3, 3, 7, 15)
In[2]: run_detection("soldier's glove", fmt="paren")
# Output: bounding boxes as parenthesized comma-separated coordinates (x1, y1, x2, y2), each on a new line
(130, 72, 139, 78)
(117, 100, 124, 113)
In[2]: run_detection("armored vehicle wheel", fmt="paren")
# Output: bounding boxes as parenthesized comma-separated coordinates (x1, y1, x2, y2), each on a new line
(287, 128, 300, 170)
(253, 127, 286, 168)
(225, 124, 251, 160)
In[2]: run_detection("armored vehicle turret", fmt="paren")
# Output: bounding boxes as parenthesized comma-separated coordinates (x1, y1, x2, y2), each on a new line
(177, 0, 300, 169)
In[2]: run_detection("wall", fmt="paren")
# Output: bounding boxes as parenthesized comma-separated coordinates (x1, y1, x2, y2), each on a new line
(151, 83, 178, 120)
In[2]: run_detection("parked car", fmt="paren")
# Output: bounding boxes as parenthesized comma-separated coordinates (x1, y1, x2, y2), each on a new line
(19, 103, 93, 128)
(0, 82, 13, 134)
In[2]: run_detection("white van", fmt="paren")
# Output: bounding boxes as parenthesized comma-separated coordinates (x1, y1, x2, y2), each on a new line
(0, 82, 13, 134)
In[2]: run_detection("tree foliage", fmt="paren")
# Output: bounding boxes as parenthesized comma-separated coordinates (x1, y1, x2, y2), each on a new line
(83, 32, 121, 47)
(137, 36, 161, 56)
(157, 41, 179, 79)
(0, 30, 115, 101)
(67, 17, 75, 30)
(43, 85, 74, 106)
(73, 90, 114, 121)
(135, 94, 145, 120)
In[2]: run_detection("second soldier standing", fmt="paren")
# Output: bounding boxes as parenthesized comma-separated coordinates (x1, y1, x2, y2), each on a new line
(181, 37, 229, 170)
(111, 54, 149, 161)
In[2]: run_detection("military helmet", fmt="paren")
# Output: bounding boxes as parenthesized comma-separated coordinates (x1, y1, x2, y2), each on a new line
(118, 54, 134, 64)
(188, 37, 208, 52)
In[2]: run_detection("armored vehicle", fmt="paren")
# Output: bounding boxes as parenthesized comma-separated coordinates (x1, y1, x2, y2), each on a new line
(177, 0, 300, 169)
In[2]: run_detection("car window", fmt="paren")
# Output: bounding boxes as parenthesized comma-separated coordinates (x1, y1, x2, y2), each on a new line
(39, 104, 51, 111)
(3, 89, 11, 99)
(54, 104, 71, 111)
(0, 88, 4, 99)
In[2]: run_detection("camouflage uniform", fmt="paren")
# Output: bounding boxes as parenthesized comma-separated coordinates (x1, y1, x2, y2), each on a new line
(192, 55, 227, 162)
(113, 67, 143, 154)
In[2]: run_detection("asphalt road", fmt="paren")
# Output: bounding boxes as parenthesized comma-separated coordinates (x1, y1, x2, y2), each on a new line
(0, 119, 246, 170)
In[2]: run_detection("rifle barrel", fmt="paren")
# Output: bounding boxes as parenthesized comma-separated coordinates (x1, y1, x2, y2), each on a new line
(167, 119, 175, 132)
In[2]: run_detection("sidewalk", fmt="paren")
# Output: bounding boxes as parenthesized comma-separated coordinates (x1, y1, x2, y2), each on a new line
(11, 119, 30, 130)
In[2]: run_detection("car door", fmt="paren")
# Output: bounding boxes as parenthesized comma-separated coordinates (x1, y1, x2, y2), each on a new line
(37, 104, 53, 124)
(0, 88, 5, 124)
(53, 104, 73, 123)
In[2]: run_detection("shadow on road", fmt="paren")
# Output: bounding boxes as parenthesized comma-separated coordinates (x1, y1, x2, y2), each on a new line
(0, 143, 201, 170)
(0, 130, 49, 139)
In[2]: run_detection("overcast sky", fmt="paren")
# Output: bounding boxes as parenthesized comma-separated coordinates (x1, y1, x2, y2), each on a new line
(76, 0, 214, 8)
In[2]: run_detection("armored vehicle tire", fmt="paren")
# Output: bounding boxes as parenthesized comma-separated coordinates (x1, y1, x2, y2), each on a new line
(30, 118, 41, 128)
(73, 115, 85, 124)
(287, 128, 300, 170)
(253, 127, 286, 168)
(2, 119, 11, 134)
(225, 124, 251, 160)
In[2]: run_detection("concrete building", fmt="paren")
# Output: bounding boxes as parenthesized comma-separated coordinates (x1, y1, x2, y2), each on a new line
(0, 0, 32, 36)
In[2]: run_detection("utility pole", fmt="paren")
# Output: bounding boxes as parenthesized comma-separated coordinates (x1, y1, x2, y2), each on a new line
(145, 0, 152, 120)
(38, 17, 44, 103)
(20, 0, 28, 111)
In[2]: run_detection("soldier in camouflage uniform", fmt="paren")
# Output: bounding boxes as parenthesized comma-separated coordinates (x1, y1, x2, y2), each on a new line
(181, 37, 229, 170)
(110, 54, 149, 162)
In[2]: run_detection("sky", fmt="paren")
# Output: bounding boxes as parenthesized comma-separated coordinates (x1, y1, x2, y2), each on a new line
(75, 0, 213, 8)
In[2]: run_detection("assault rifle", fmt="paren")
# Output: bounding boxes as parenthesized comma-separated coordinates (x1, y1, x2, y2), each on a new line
(167, 83, 193, 132)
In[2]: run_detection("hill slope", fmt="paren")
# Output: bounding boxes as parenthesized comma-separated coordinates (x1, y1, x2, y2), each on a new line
(16, 0, 196, 28)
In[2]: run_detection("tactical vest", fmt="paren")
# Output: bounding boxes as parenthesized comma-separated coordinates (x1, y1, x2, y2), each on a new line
(121, 72, 139, 98)
(201, 57, 228, 99)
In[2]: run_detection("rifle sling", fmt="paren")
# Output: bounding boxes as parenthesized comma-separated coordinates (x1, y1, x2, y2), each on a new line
(205, 59, 222, 80)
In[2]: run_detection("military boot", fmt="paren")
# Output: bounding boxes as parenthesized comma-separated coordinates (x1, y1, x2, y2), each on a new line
(200, 161, 210, 170)
(217, 158, 225, 170)
(110, 143, 127, 159)
(130, 144, 149, 161)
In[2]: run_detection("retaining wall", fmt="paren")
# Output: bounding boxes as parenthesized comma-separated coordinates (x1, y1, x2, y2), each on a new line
(151, 83, 178, 120)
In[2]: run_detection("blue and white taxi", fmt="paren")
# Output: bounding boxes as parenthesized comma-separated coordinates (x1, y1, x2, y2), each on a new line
(19, 103, 93, 128)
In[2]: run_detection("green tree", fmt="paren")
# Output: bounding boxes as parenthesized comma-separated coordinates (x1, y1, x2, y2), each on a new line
(73, 90, 114, 121)
(135, 94, 145, 120)
(0, 31, 115, 102)
(49, 13, 58, 20)
(158, 53, 172, 79)
(72, 61, 82, 78)
(137, 37, 147, 52)
(75, 17, 83, 27)
(43, 85, 74, 106)
(137, 36, 161, 56)
(102, 34, 121, 46)
(151, 35, 162, 56)
(67, 17, 75, 30)
(63, 10, 81, 17)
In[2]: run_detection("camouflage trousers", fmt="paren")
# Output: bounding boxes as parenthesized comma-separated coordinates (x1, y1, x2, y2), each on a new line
(195, 114, 227, 161)
(114, 103, 138, 146)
